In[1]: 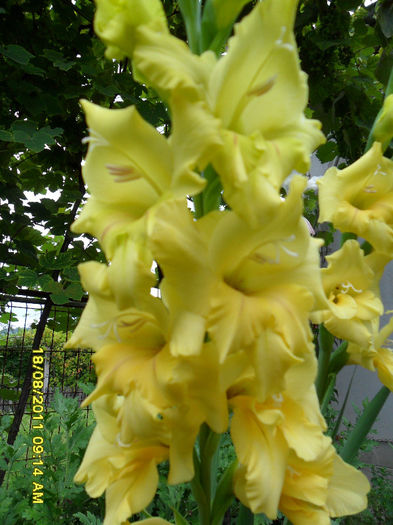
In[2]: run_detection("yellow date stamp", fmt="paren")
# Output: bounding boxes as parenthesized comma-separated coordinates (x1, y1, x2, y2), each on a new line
(31, 348, 45, 504)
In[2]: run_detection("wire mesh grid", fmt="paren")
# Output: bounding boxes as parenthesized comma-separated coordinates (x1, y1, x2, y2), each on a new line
(0, 293, 94, 417)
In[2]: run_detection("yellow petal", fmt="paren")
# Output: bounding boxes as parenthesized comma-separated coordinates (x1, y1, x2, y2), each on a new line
(313, 240, 384, 347)
(249, 329, 302, 402)
(375, 347, 393, 391)
(133, 26, 215, 101)
(80, 99, 171, 198)
(103, 454, 164, 525)
(94, 0, 168, 59)
(210, 0, 324, 186)
(139, 518, 172, 525)
(318, 142, 393, 256)
(231, 395, 288, 517)
(169, 90, 223, 179)
(326, 454, 370, 517)
(82, 340, 166, 406)
(74, 426, 121, 497)
(65, 260, 166, 352)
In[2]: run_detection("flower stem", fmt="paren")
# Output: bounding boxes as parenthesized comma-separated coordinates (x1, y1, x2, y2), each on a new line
(237, 503, 254, 524)
(316, 324, 334, 403)
(340, 385, 390, 464)
(191, 425, 222, 524)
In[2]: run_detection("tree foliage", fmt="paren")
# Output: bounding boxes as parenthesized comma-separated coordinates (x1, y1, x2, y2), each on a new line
(0, 0, 171, 311)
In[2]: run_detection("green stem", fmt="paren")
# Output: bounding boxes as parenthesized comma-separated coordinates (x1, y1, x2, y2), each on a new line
(329, 366, 356, 440)
(191, 448, 210, 525)
(191, 425, 222, 524)
(199, 424, 221, 502)
(193, 191, 204, 219)
(328, 341, 348, 375)
(237, 503, 254, 524)
(320, 373, 337, 415)
(211, 459, 238, 525)
(177, 0, 202, 54)
(316, 325, 334, 403)
(340, 385, 390, 464)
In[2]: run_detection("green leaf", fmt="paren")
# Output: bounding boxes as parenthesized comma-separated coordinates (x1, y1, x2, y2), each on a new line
(201, 0, 250, 54)
(340, 386, 391, 463)
(63, 267, 80, 282)
(42, 49, 76, 71)
(0, 129, 13, 141)
(40, 251, 74, 270)
(172, 507, 190, 525)
(72, 511, 102, 525)
(38, 274, 62, 293)
(237, 503, 254, 525)
(316, 141, 338, 163)
(316, 230, 334, 246)
(340, 0, 364, 10)
(17, 268, 38, 287)
(23, 63, 46, 77)
(202, 165, 223, 214)
(177, 0, 202, 54)
(50, 291, 69, 305)
(211, 460, 237, 525)
(65, 283, 84, 301)
(378, 1, 393, 38)
(0, 388, 20, 401)
(0, 44, 34, 64)
(9, 121, 63, 152)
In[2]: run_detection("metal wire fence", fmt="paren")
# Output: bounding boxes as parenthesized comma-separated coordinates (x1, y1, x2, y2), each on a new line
(0, 290, 94, 417)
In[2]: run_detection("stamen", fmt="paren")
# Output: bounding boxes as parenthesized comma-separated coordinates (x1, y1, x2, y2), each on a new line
(248, 75, 277, 97)
(373, 164, 387, 176)
(275, 26, 286, 45)
(82, 129, 110, 151)
(113, 322, 121, 343)
(286, 465, 300, 477)
(91, 321, 109, 329)
(275, 26, 294, 50)
(364, 185, 377, 193)
(106, 164, 141, 183)
(116, 433, 132, 448)
(249, 252, 278, 265)
(272, 393, 283, 404)
(341, 281, 362, 294)
(281, 245, 299, 257)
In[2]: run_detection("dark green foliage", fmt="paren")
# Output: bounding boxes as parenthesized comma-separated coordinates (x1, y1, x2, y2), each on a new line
(0, 0, 170, 304)
(296, 1, 390, 164)
(0, 390, 104, 525)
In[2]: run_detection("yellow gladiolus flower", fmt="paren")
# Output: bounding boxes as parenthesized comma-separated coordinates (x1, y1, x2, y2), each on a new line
(94, 0, 168, 59)
(132, 518, 172, 525)
(72, 99, 221, 310)
(310, 240, 384, 348)
(230, 384, 330, 518)
(74, 395, 169, 525)
(318, 142, 393, 257)
(279, 447, 369, 525)
(347, 315, 393, 391)
(73, 99, 213, 255)
(130, 0, 324, 225)
(150, 176, 327, 361)
(64, 260, 167, 352)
